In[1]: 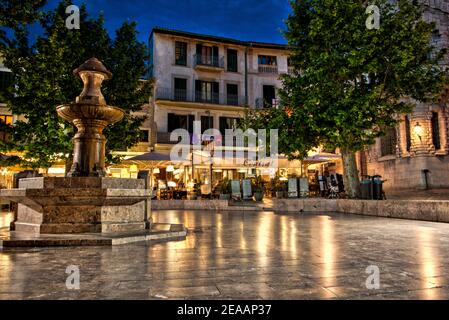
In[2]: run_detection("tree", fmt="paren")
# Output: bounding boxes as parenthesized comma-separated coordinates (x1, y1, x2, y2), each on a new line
(246, 0, 447, 198)
(0, 0, 46, 39)
(0, 0, 151, 170)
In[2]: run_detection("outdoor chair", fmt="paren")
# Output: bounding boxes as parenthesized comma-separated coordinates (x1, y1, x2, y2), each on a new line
(231, 180, 242, 201)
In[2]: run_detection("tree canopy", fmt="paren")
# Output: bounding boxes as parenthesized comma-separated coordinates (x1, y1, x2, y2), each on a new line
(245, 0, 447, 197)
(0, 0, 152, 169)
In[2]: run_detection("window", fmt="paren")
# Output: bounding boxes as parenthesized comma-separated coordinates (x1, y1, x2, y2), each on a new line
(201, 116, 214, 133)
(263, 85, 276, 108)
(196, 44, 219, 67)
(258, 55, 277, 66)
(174, 78, 187, 101)
(381, 127, 397, 157)
(0, 115, 13, 142)
(195, 80, 219, 104)
(429, 30, 442, 60)
(431, 112, 441, 150)
(226, 84, 239, 106)
(287, 57, 294, 74)
(0, 71, 13, 97)
(405, 115, 411, 152)
(227, 49, 238, 72)
(140, 130, 149, 143)
(175, 41, 187, 66)
(219, 117, 242, 146)
(359, 151, 368, 177)
(0, 115, 13, 126)
(167, 113, 194, 134)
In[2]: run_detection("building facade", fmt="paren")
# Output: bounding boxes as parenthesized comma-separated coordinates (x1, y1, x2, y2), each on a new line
(148, 27, 289, 148)
(363, 1, 449, 192)
(147, 28, 303, 184)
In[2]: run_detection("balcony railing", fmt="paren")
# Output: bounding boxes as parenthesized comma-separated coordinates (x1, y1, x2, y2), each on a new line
(194, 91, 220, 104)
(157, 132, 191, 145)
(156, 87, 246, 107)
(255, 98, 280, 109)
(194, 54, 225, 69)
(258, 65, 278, 74)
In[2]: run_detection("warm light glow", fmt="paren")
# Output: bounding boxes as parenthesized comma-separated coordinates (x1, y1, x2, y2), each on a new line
(414, 122, 423, 138)
(417, 227, 440, 299)
(153, 168, 160, 174)
(48, 167, 66, 174)
(0, 212, 13, 229)
(167, 181, 177, 188)
(0, 254, 12, 288)
(310, 216, 337, 288)
(129, 164, 138, 173)
(280, 177, 288, 181)
(166, 165, 175, 172)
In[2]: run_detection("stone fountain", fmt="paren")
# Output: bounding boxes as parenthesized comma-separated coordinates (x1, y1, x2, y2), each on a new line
(0, 58, 152, 235)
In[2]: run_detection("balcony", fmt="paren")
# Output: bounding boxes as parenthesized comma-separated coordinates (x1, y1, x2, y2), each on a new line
(255, 98, 280, 109)
(258, 65, 278, 74)
(194, 54, 224, 71)
(155, 87, 246, 107)
(157, 132, 192, 145)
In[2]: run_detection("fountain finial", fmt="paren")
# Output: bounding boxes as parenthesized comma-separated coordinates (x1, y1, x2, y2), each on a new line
(73, 57, 112, 106)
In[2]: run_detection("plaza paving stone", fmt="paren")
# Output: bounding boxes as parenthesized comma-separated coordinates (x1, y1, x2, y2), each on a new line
(1, 210, 449, 299)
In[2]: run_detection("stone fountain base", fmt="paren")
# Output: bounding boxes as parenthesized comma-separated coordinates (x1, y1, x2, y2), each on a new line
(0, 177, 152, 234)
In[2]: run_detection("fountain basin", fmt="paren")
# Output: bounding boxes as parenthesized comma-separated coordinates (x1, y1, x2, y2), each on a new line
(56, 103, 124, 123)
(0, 177, 151, 234)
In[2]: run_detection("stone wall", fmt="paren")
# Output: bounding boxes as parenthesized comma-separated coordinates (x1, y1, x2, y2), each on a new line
(151, 198, 449, 223)
(150, 200, 229, 211)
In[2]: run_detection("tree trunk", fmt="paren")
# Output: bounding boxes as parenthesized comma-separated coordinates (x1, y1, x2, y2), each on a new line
(341, 148, 361, 199)
(65, 157, 73, 177)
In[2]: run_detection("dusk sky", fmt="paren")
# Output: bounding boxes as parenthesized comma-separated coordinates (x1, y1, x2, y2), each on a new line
(44, 0, 292, 44)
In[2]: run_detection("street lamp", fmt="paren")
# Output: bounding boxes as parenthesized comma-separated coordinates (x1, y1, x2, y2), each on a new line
(414, 122, 423, 142)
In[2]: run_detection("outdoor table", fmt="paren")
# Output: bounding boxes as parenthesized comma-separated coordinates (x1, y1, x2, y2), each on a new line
(173, 190, 187, 200)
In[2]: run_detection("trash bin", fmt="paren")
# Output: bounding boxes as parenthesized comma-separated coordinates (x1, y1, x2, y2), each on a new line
(372, 175, 383, 200)
(360, 176, 373, 199)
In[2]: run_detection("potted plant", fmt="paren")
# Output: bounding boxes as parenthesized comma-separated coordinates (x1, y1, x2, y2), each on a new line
(252, 176, 264, 202)
(219, 178, 231, 200)
(186, 180, 195, 200)
(194, 182, 202, 199)
(271, 175, 284, 199)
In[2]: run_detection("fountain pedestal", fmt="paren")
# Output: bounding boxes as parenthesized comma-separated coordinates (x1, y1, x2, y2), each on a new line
(2, 177, 150, 234)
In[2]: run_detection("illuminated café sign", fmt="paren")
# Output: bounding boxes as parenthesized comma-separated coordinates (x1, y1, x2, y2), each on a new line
(244, 159, 272, 168)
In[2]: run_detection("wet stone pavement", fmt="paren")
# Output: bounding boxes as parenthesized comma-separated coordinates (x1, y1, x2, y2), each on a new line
(1, 210, 449, 300)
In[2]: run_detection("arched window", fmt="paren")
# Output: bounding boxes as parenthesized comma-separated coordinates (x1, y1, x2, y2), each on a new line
(431, 112, 441, 150)
(381, 127, 397, 157)
(405, 115, 411, 152)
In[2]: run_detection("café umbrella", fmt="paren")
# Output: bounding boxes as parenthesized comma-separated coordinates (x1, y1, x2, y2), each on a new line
(123, 151, 190, 224)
